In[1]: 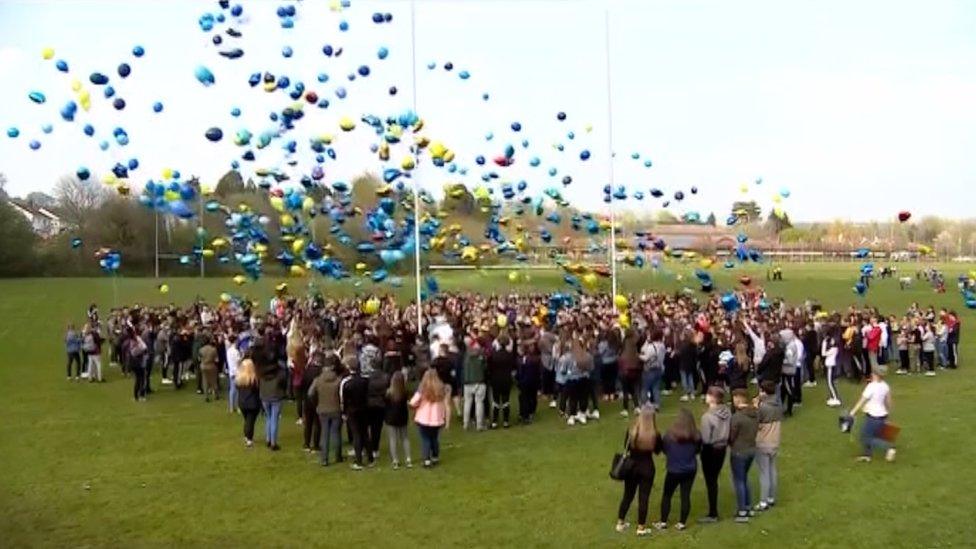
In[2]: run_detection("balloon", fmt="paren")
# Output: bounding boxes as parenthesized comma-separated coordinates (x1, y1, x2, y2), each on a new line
(377, 47, 389, 60)
(613, 294, 628, 309)
(511, 121, 522, 132)
(496, 314, 508, 328)
(117, 63, 131, 78)
(557, 111, 566, 121)
(55, 59, 68, 72)
(194, 65, 215, 86)
(721, 292, 739, 312)
(363, 297, 381, 315)
(232, 275, 247, 286)
(70, 237, 82, 248)
(152, 101, 163, 113)
(29, 140, 41, 150)
(339, 116, 355, 131)
(76, 167, 90, 180)
(205, 127, 223, 142)
(41, 47, 54, 60)
(618, 313, 631, 329)
(158, 284, 169, 294)
(854, 282, 867, 295)
(132, 45, 145, 57)
(6, 127, 18, 138)
(112, 98, 126, 110)
(897, 211, 911, 223)
(28, 91, 46, 104)
(579, 150, 591, 161)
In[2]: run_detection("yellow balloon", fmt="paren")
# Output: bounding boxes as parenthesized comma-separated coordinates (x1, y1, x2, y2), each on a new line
(339, 116, 356, 131)
(232, 275, 247, 285)
(618, 313, 631, 329)
(201, 249, 215, 258)
(269, 196, 285, 212)
(461, 245, 479, 262)
(103, 173, 118, 186)
(401, 156, 416, 171)
(302, 196, 315, 213)
(291, 238, 306, 255)
(508, 271, 519, 283)
(163, 190, 179, 202)
(41, 47, 55, 60)
(700, 258, 714, 269)
(211, 238, 227, 248)
(443, 149, 455, 163)
(496, 313, 508, 328)
(582, 272, 598, 288)
(254, 243, 268, 253)
(429, 141, 447, 159)
(739, 183, 749, 194)
(70, 78, 81, 92)
(158, 284, 169, 294)
(220, 293, 232, 303)
(363, 297, 381, 315)
(355, 262, 367, 271)
(289, 265, 306, 277)
(378, 142, 390, 161)
(161, 168, 173, 180)
(279, 213, 295, 228)
(613, 294, 629, 310)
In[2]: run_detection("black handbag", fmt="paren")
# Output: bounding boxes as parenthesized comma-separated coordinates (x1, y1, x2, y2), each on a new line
(609, 434, 634, 481)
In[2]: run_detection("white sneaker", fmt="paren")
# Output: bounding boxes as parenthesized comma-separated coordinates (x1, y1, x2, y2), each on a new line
(567, 416, 576, 426)
(925, 371, 936, 377)
(885, 448, 897, 462)
(802, 381, 814, 388)
(826, 398, 841, 407)
(619, 409, 629, 418)
(679, 395, 690, 402)
(549, 400, 557, 409)
(161, 378, 173, 385)
(615, 521, 630, 533)
(576, 413, 588, 425)
(661, 389, 673, 396)
(589, 409, 601, 420)
(295, 417, 303, 425)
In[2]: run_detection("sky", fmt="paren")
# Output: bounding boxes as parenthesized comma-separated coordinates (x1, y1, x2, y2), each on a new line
(0, 0, 974, 222)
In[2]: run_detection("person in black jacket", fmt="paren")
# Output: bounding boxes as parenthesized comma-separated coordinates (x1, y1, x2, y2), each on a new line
(300, 352, 323, 453)
(384, 370, 411, 468)
(235, 358, 262, 448)
(488, 334, 517, 428)
(340, 364, 370, 469)
(255, 330, 288, 451)
(757, 339, 784, 390)
(517, 341, 542, 423)
(677, 331, 699, 402)
(365, 365, 390, 462)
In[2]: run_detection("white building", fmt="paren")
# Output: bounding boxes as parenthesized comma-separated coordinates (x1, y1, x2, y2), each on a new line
(7, 199, 63, 238)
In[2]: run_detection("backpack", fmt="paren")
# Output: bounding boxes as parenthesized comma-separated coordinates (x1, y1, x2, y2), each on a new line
(83, 333, 96, 353)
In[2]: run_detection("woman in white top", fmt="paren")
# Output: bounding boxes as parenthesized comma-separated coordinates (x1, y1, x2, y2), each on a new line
(849, 367, 896, 462)
(225, 334, 242, 413)
(821, 331, 840, 407)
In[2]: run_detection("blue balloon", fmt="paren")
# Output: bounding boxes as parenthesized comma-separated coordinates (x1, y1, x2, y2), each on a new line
(99, 140, 110, 151)
(28, 91, 46, 104)
(194, 66, 215, 86)
(579, 149, 591, 161)
(282, 46, 293, 58)
(7, 127, 19, 138)
(335, 87, 347, 99)
(205, 127, 223, 142)
(511, 121, 522, 132)
(76, 167, 90, 180)
(459, 70, 470, 80)
(29, 140, 41, 150)
(103, 85, 115, 98)
(339, 20, 349, 31)
(82, 124, 94, 137)
(152, 101, 163, 113)
(117, 63, 131, 78)
(357, 65, 370, 77)
(132, 45, 145, 57)
(377, 47, 389, 60)
(112, 98, 126, 110)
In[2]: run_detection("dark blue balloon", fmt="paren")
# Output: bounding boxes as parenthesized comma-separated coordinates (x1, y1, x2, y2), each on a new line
(152, 101, 163, 113)
(117, 63, 131, 78)
(132, 45, 145, 57)
(357, 65, 370, 77)
(511, 121, 522, 132)
(205, 127, 223, 142)
(83, 124, 94, 136)
(89, 72, 109, 85)
(112, 98, 126, 110)
(55, 59, 69, 72)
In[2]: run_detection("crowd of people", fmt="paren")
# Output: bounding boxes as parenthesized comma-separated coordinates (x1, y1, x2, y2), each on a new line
(63, 285, 961, 532)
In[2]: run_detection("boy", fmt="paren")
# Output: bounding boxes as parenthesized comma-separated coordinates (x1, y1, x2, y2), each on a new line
(729, 389, 759, 523)
(755, 380, 783, 512)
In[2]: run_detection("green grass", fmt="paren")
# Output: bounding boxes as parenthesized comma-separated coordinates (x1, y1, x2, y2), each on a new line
(0, 263, 974, 547)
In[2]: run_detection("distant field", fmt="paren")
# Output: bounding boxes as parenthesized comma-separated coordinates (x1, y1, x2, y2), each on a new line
(0, 263, 974, 547)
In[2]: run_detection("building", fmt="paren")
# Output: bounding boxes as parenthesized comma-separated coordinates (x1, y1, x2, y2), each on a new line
(7, 199, 64, 238)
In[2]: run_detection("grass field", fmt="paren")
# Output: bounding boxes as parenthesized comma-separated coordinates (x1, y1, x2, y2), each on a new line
(1, 263, 974, 548)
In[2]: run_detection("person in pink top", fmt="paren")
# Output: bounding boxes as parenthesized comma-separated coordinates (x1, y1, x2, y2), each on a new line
(410, 368, 448, 467)
(865, 317, 883, 374)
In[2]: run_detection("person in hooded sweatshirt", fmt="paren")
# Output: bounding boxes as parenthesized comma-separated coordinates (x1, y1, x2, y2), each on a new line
(756, 336, 784, 398)
(699, 386, 731, 523)
(517, 341, 542, 423)
(299, 351, 323, 453)
(308, 356, 343, 466)
(488, 333, 517, 429)
(755, 380, 783, 512)
(384, 370, 412, 469)
(654, 408, 701, 532)
(365, 363, 391, 462)
(729, 389, 759, 523)
(779, 329, 798, 416)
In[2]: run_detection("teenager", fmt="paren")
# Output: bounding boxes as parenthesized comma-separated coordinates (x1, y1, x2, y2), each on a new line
(517, 342, 542, 423)
(83, 323, 104, 383)
(411, 368, 448, 468)
(258, 351, 288, 451)
(365, 364, 390, 462)
(308, 358, 343, 466)
(385, 371, 412, 469)
(729, 389, 759, 523)
(755, 380, 783, 511)
(639, 330, 666, 409)
(461, 337, 488, 430)
(699, 387, 731, 522)
(299, 352, 323, 453)
(65, 323, 83, 381)
(821, 330, 841, 407)
(655, 409, 701, 531)
(235, 358, 261, 448)
(488, 334, 517, 429)
(849, 367, 897, 463)
(198, 334, 220, 402)
(615, 405, 661, 537)
(340, 364, 370, 469)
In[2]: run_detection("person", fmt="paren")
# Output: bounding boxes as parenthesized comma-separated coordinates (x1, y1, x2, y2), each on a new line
(755, 380, 783, 512)
(849, 366, 897, 463)
(821, 329, 841, 407)
(615, 405, 661, 537)
(308, 357, 343, 466)
(410, 368, 448, 468)
(488, 334, 516, 428)
(517, 341, 542, 423)
(365, 363, 390, 462)
(235, 358, 261, 448)
(198, 334, 220, 402)
(65, 323, 83, 381)
(779, 329, 798, 416)
(461, 337, 488, 430)
(385, 370, 412, 469)
(639, 330, 666, 409)
(225, 333, 242, 412)
(82, 323, 104, 383)
(340, 364, 370, 469)
(920, 321, 936, 377)
(654, 408, 701, 531)
(300, 351, 323, 453)
(125, 328, 149, 401)
(676, 331, 698, 402)
(258, 353, 288, 451)
(729, 388, 759, 523)
(699, 386, 730, 522)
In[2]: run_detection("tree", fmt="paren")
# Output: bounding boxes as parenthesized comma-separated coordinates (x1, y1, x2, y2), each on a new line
(0, 199, 37, 276)
(54, 175, 107, 228)
(214, 170, 246, 197)
(731, 201, 762, 223)
(0, 172, 7, 199)
(705, 212, 717, 227)
(766, 211, 793, 234)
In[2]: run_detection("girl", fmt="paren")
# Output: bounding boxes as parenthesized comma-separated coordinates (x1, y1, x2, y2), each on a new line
(849, 367, 897, 463)
(729, 389, 759, 523)
(699, 387, 730, 522)
(410, 368, 447, 467)
(385, 370, 412, 469)
(615, 405, 661, 537)
(655, 409, 701, 531)
(235, 358, 261, 447)
(821, 329, 841, 407)
(920, 322, 936, 376)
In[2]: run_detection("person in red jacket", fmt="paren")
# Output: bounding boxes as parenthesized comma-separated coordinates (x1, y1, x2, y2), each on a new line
(864, 317, 883, 375)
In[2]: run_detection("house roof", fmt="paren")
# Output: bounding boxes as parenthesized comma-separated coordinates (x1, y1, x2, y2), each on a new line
(8, 199, 60, 222)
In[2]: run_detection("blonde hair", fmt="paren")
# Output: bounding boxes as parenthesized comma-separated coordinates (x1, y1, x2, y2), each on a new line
(418, 368, 445, 403)
(629, 406, 659, 451)
(235, 358, 257, 387)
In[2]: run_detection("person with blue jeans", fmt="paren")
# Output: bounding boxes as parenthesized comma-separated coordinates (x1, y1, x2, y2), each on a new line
(308, 360, 343, 465)
(850, 368, 896, 462)
(729, 389, 759, 522)
(677, 331, 700, 402)
(258, 357, 288, 451)
(639, 330, 666, 409)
